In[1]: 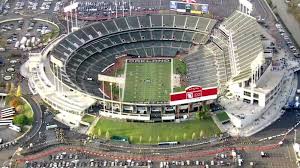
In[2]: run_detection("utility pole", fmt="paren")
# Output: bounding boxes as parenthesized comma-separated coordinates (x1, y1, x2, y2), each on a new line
(295, 129, 297, 144)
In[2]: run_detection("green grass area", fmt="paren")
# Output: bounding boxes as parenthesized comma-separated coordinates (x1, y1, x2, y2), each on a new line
(173, 59, 187, 75)
(173, 86, 186, 92)
(123, 60, 172, 102)
(41, 28, 60, 43)
(91, 117, 221, 144)
(82, 114, 96, 124)
(23, 102, 33, 119)
(216, 111, 230, 123)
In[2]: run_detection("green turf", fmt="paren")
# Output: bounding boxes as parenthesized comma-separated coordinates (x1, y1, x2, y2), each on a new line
(173, 59, 187, 75)
(91, 117, 221, 144)
(82, 114, 96, 124)
(216, 111, 230, 122)
(123, 61, 172, 102)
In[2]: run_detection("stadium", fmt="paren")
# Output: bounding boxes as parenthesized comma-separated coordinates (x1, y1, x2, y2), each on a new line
(27, 2, 267, 127)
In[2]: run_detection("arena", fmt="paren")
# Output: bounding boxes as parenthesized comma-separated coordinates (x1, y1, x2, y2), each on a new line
(27, 5, 267, 127)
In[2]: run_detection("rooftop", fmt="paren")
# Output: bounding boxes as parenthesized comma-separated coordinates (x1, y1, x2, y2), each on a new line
(253, 66, 284, 94)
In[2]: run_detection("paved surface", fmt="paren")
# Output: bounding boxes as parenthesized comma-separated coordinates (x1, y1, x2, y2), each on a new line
(242, 144, 297, 168)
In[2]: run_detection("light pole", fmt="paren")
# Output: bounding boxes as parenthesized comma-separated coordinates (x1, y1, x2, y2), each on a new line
(110, 82, 113, 101)
(110, 83, 113, 113)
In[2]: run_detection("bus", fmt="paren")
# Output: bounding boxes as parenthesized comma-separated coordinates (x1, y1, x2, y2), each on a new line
(111, 136, 129, 143)
(158, 141, 179, 146)
(46, 124, 58, 130)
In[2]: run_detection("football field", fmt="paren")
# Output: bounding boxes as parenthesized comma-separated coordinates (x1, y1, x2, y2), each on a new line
(123, 59, 172, 103)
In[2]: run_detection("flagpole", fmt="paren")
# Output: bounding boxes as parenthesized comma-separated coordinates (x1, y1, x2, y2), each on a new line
(115, 0, 118, 18)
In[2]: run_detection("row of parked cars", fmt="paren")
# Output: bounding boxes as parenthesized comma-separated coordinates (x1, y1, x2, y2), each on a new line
(276, 23, 300, 57)
(47, 152, 153, 167)
(26, 158, 153, 168)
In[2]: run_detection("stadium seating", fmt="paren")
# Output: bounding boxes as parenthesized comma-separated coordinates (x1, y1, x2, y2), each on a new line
(50, 14, 217, 96)
(220, 10, 263, 82)
(185, 46, 218, 88)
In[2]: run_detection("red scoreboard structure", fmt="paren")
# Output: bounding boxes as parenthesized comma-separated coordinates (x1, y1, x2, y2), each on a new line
(170, 86, 218, 105)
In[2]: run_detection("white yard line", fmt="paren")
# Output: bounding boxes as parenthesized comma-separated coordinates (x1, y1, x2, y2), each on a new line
(171, 59, 174, 93)
(122, 59, 128, 101)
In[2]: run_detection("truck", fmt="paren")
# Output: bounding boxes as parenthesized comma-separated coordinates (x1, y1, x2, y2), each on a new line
(20, 36, 27, 45)
(25, 39, 30, 47)
(14, 41, 20, 49)
(31, 37, 36, 46)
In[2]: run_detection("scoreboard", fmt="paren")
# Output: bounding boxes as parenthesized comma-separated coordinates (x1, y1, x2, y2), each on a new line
(170, 1, 209, 14)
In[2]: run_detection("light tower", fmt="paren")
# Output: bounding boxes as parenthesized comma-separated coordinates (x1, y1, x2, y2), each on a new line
(63, 1, 79, 33)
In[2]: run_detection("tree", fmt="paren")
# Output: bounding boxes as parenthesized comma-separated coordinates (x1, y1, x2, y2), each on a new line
(105, 130, 110, 140)
(157, 136, 160, 143)
(13, 114, 29, 126)
(97, 128, 102, 137)
(175, 135, 178, 141)
(192, 132, 196, 140)
(148, 136, 152, 144)
(183, 133, 187, 140)
(199, 130, 204, 138)
(9, 98, 21, 108)
(9, 97, 23, 108)
(5, 82, 10, 93)
(15, 84, 22, 97)
(139, 136, 142, 143)
(15, 105, 24, 113)
(130, 136, 133, 142)
(9, 82, 15, 96)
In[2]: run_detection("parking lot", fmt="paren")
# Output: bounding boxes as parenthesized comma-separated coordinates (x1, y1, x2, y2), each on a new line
(1, 0, 64, 16)
(0, 18, 59, 51)
(22, 149, 249, 168)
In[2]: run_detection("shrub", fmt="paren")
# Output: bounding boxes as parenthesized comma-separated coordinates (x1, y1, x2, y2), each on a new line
(13, 114, 29, 126)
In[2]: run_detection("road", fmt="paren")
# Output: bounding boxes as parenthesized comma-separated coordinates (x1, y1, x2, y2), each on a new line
(19, 95, 43, 144)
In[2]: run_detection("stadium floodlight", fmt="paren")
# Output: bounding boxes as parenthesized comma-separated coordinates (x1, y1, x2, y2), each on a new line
(63, 2, 78, 12)
(122, 0, 125, 17)
(115, 0, 118, 18)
